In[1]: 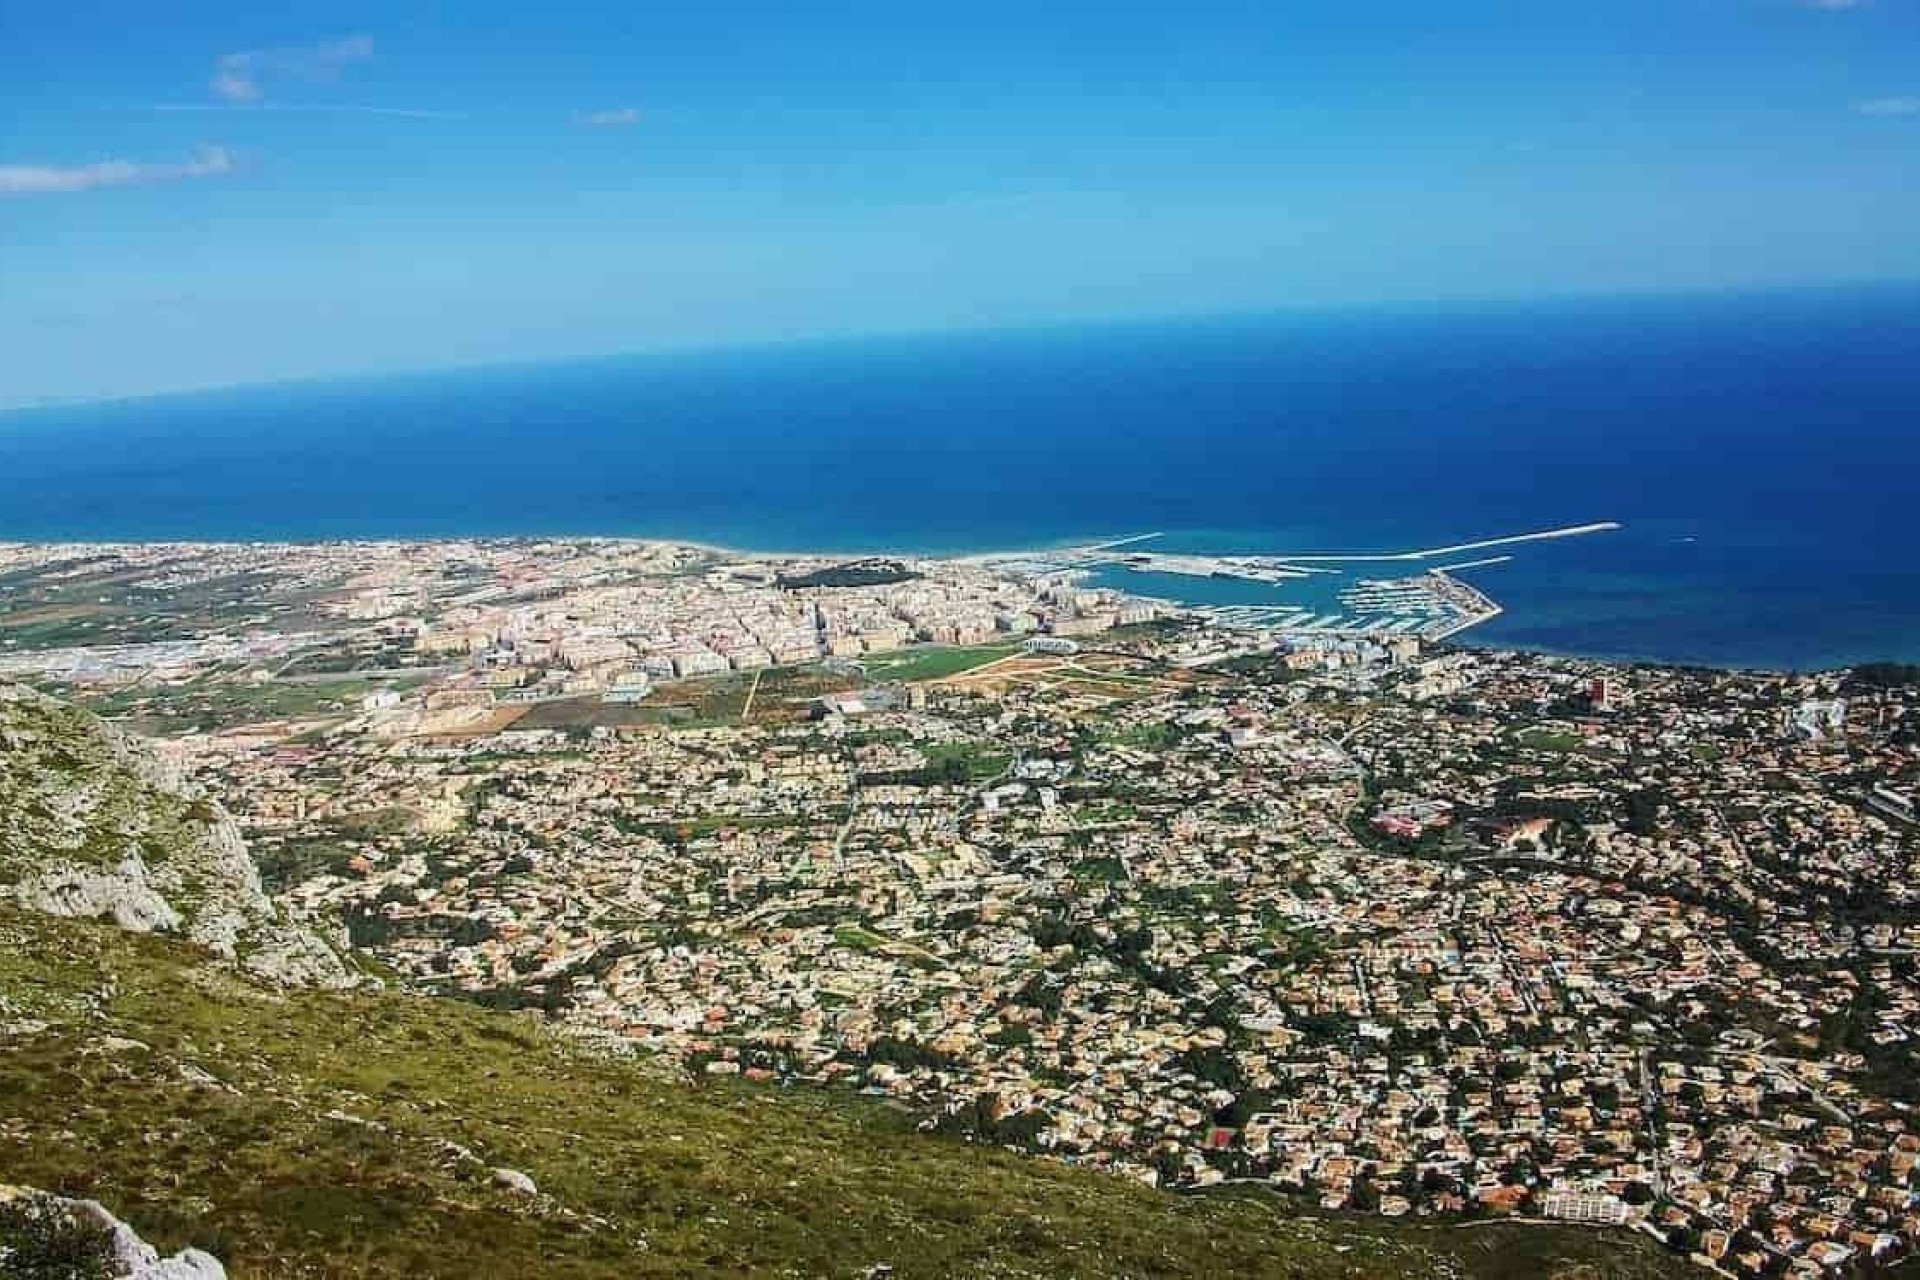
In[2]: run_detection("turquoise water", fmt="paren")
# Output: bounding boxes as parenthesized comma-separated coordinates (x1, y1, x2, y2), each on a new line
(2, 285, 1918, 670)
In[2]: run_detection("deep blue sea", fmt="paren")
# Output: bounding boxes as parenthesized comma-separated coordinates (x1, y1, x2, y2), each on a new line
(4, 285, 1919, 671)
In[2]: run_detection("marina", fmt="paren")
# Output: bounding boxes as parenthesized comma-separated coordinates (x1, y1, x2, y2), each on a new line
(992, 522, 1607, 645)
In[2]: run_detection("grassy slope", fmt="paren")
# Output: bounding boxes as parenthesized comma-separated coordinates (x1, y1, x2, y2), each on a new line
(0, 908, 1687, 1280)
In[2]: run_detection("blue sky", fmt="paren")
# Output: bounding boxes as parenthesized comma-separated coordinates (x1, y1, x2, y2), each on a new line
(3, 0, 1918, 408)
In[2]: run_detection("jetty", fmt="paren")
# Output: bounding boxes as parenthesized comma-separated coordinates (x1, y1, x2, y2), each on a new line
(1273, 522, 1620, 564)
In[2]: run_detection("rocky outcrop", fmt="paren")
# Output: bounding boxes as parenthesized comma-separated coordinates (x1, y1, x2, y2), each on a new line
(490, 1167, 539, 1197)
(16, 853, 183, 934)
(0, 684, 352, 989)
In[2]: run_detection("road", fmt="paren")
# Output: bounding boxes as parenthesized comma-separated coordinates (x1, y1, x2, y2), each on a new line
(1638, 1047, 1666, 1197)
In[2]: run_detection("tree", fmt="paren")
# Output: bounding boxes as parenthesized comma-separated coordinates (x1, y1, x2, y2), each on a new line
(1664, 1223, 1702, 1255)
(0, 1197, 119, 1280)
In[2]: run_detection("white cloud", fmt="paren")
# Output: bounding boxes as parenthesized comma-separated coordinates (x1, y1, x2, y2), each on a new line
(578, 107, 642, 127)
(155, 101, 459, 120)
(0, 146, 236, 197)
(1802, 0, 1868, 9)
(1856, 96, 1920, 117)
(212, 67, 261, 103)
(213, 34, 374, 103)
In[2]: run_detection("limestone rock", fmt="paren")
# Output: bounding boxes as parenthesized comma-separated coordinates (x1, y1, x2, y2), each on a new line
(0, 684, 353, 990)
(491, 1167, 539, 1196)
(78, 1196, 229, 1279)
(17, 852, 185, 935)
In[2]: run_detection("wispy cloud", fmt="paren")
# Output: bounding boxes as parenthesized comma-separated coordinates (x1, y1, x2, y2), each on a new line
(213, 63, 262, 104)
(1801, 0, 1869, 9)
(0, 146, 236, 197)
(1856, 96, 1920, 117)
(213, 34, 374, 104)
(155, 101, 460, 121)
(577, 107, 642, 128)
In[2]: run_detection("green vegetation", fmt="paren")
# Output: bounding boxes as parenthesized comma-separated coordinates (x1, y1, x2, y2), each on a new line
(0, 908, 1677, 1279)
(0, 568, 298, 650)
(833, 924, 891, 952)
(252, 811, 423, 894)
(1514, 727, 1587, 754)
(1096, 720, 1186, 749)
(74, 673, 426, 735)
(512, 679, 749, 732)
(1070, 855, 1129, 882)
(508, 695, 694, 732)
(1072, 801, 1138, 825)
(859, 740, 1011, 787)
(777, 559, 922, 589)
(860, 643, 1021, 683)
(0, 1195, 118, 1280)
(252, 834, 364, 895)
(647, 813, 809, 840)
(1100, 619, 1188, 643)
(1210, 652, 1307, 684)
(1260, 919, 1332, 971)
(512, 665, 862, 733)
(920, 741, 1013, 781)
(0, 688, 213, 881)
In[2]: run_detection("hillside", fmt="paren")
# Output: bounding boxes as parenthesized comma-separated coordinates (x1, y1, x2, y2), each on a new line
(0, 909, 1691, 1280)
(0, 687, 1686, 1279)
(0, 684, 347, 989)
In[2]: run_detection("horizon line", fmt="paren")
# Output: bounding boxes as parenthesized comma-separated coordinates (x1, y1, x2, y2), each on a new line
(5, 273, 1918, 420)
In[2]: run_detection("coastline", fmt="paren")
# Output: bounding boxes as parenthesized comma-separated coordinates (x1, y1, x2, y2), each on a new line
(6, 288, 1920, 676)
(0, 525, 1898, 678)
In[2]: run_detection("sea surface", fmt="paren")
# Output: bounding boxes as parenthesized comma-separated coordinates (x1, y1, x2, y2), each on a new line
(3, 285, 1919, 671)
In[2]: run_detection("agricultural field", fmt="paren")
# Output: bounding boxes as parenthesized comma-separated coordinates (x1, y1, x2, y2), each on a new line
(64, 671, 434, 736)
(858, 642, 1024, 683)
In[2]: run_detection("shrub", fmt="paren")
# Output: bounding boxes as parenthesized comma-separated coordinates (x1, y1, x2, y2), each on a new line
(0, 1195, 119, 1280)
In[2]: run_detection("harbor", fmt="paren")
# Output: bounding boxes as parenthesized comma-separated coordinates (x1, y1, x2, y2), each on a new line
(988, 523, 1611, 644)
(1191, 567, 1501, 643)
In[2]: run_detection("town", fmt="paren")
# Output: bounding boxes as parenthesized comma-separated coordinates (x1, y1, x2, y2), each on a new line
(4, 536, 1919, 1277)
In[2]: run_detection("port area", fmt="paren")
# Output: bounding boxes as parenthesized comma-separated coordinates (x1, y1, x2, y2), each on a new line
(1182, 566, 1501, 643)
(986, 523, 1618, 643)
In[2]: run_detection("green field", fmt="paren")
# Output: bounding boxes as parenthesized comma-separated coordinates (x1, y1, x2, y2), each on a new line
(1514, 727, 1589, 754)
(71, 672, 431, 735)
(860, 643, 1023, 683)
(0, 568, 299, 649)
(919, 741, 1014, 781)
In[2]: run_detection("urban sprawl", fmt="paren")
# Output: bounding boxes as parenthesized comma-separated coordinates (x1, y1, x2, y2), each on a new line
(3, 535, 1919, 1278)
